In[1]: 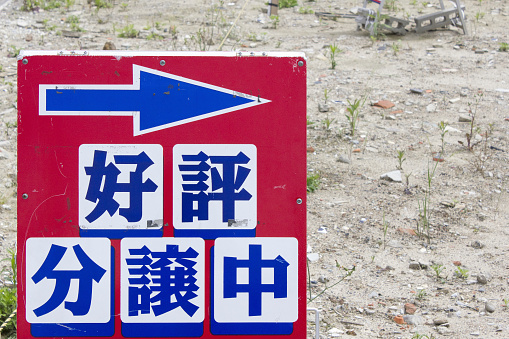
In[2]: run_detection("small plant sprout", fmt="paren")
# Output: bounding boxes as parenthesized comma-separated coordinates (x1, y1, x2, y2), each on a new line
(464, 91, 483, 151)
(322, 115, 335, 137)
(417, 161, 438, 243)
(430, 263, 445, 279)
(279, 0, 298, 8)
(269, 15, 279, 29)
(503, 298, 509, 307)
(384, 0, 399, 11)
(412, 334, 436, 339)
(454, 266, 469, 279)
(437, 121, 449, 156)
(391, 39, 401, 55)
(323, 89, 329, 105)
(345, 96, 366, 137)
(307, 173, 321, 193)
(416, 289, 427, 300)
(500, 42, 509, 52)
(475, 11, 485, 22)
(118, 23, 139, 38)
(396, 150, 406, 170)
(328, 43, 342, 70)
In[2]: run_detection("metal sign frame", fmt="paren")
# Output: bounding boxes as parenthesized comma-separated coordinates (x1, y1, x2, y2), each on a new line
(17, 51, 306, 339)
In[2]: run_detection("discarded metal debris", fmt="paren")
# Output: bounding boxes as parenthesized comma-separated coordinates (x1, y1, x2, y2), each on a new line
(317, 0, 468, 36)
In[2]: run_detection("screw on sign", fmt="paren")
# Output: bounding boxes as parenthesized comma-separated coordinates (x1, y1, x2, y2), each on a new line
(17, 51, 306, 338)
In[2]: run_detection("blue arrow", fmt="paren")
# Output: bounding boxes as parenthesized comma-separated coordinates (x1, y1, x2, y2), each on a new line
(39, 65, 271, 136)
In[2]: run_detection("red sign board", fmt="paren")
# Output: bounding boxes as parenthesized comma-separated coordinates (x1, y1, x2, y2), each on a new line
(17, 51, 306, 338)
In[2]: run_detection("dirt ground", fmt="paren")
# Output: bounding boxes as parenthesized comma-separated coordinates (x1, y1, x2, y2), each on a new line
(1, 0, 509, 337)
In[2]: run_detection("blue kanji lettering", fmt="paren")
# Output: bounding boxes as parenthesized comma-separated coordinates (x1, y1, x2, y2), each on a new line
(31, 244, 106, 317)
(127, 245, 200, 317)
(223, 244, 289, 316)
(85, 150, 158, 223)
(179, 151, 252, 223)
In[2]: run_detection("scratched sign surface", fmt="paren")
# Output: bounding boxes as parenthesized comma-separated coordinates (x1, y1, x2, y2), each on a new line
(17, 51, 306, 339)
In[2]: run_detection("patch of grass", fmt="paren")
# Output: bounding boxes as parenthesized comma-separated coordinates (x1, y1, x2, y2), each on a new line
(118, 23, 139, 38)
(499, 42, 508, 52)
(147, 32, 164, 40)
(279, 0, 298, 8)
(21, 0, 44, 11)
(95, 0, 112, 8)
(0, 249, 17, 338)
(66, 15, 84, 31)
(307, 173, 321, 193)
(368, 12, 388, 41)
(64, 0, 74, 10)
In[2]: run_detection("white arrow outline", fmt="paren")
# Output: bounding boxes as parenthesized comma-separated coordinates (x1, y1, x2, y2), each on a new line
(39, 64, 271, 136)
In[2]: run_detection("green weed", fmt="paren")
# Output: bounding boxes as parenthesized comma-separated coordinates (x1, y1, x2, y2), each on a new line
(21, 0, 44, 11)
(368, 12, 388, 41)
(475, 11, 485, 22)
(345, 97, 366, 137)
(0, 249, 17, 338)
(437, 121, 449, 156)
(328, 43, 342, 69)
(118, 23, 139, 38)
(384, 0, 398, 11)
(391, 39, 401, 55)
(307, 173, 321, 193)
(412, 334, 436, 339)
(396, 150, 405, 170)
(308, 261, 355, 303)
(499, 42, 508, 52)
(454, 266, 469, 279)
(7, 46, 20, 59)
(464, 92, 483, 151)
(95, 0, 112, 8)
(430, 263, 445, 279)
(147, 32, 164, 40)
(269, 15, 279, 29)
(279, 0, 298, 8)
(66, 15, 84, 31)
(417, 161, 438, 243)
